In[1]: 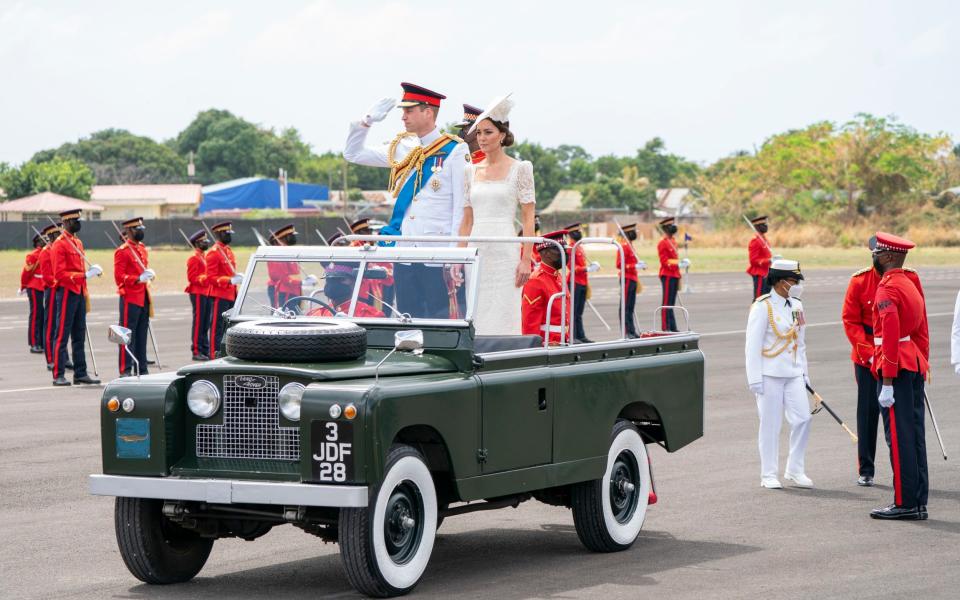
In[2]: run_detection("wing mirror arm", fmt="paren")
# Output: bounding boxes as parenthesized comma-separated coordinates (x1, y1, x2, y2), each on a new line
(374, 330, 424, 384)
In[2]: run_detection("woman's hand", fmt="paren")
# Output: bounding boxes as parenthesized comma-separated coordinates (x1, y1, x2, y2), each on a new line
(515, 259, 531, 288)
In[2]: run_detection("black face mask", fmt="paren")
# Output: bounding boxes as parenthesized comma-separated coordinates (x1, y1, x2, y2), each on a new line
(324, 279, 353, 304)
(872, 254, 884, 274)
(626, 231, 637, 241)
(569, 231, 582, 242)
(196, 242, 210, 252)
(132, 229, 145, 242)
(664, 225, 678, 235)
(285, 233, 297, 246)
(756, 223, 768, 234)
(66, 220, 81, 234)
(219, 233, 232, 245)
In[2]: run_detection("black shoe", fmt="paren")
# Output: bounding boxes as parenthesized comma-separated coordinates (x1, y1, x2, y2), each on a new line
(52, 376, 71, 386)
(74, 375, 101, 385)
(870, 504, 920, 520)
(147, 359, 156, 365)
(857, 475, 874, 487)
(119, 371, 132, 378)
(64, 362, 74, 370)
(576, 337, 595, 344)
(919, 505, 928, 520)
(29, 345, 45, 354)
(192, 354, 209, 361)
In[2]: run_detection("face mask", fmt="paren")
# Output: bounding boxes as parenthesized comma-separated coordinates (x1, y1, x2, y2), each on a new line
(220, 233, 232, 245)
(197, 242, 209, 251)
(664, 225, 678, 235)
(132, 229, 145, 242)
(872, 254, 884, 274)
(285, 233, 297, 246)
(569, 231, 582, 242)
(756, 224, 768, 234)
(67, 220, 81, 234)
(626, 231, 637, 241)
(324, 280, 353, 303)
(787, 282, 804, 299)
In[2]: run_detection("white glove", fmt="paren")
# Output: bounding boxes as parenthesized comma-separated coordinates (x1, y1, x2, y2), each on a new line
(586, 261, 601, 273)
(878, 385, 895, 408)
(803, 373, 811, 388)
(362, 97, 396, 126)
(749, 382, 764, 395)
(229, 274, 244, 285)
(17, 288, 25, 296)
(954, 363, 960, 376)
(303, 274, 318, 287)
(85, 264, 103, 278)
(679, 258, 691, 269)
(637, 260, 648, 270)
(772, 254, 783, 261)
(138, 268, 156, 283)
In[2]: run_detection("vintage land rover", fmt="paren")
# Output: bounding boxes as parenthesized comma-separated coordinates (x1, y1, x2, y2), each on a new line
(89, 238, 704, 597)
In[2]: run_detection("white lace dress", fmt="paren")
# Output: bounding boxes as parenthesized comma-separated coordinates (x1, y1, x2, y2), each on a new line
(464, 159, 536, 335)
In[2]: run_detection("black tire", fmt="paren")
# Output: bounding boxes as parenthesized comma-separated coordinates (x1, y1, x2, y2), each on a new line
(571, 420, 651, 552)
(225, 318, 366, 362)
(339, 445, 438, 597)
(114, 497, 214, 584)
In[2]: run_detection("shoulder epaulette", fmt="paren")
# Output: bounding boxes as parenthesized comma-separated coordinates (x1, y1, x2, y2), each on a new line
(851, 267, 871, 278)
(753, 293, 771, 304)
(903, 267, 918, 273)
(443, 132, 464, 144)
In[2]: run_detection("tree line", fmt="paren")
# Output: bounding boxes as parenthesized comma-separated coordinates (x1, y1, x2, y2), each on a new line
(2, 109, 958, 228)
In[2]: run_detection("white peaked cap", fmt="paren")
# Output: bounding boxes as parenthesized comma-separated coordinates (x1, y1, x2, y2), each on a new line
(468, 93, 514, 134)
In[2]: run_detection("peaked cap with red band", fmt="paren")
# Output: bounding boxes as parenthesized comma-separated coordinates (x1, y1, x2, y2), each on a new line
(873, 231, 915, 253)
(457, 103, 484, 127)
(536, 230, 568, 252)
(397, 82, 446, 108)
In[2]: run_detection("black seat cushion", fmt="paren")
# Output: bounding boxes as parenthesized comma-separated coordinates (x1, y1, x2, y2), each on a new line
(474, 334, 544, 354)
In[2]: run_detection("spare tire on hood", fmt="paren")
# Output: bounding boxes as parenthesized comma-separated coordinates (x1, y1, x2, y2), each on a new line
(225, 319, 367, 362)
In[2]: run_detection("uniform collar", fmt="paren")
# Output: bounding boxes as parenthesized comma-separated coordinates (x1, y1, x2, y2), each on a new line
(420, 127, 441, 146)
(770, 291, 792, 308)
(540, 263, 560, 276)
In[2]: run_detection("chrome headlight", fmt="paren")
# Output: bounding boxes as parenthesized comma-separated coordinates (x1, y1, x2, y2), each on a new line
(187, 380, 220, 418)
(278, 382, 305, 421)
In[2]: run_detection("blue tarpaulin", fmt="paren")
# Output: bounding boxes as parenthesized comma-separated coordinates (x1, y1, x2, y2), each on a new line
(200, 178, 329, 213)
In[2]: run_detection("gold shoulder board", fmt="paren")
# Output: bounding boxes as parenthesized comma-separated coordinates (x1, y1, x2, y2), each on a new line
(851, 267, 871, 278)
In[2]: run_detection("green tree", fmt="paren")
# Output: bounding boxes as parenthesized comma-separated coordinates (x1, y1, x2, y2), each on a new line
(633, 137, 701, 189)
(0, 157, 95, 200)
(32, 129, 187, 184)
(508, 141, 564, 204)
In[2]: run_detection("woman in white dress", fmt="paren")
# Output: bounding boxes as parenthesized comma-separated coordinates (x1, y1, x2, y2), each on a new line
(458, 95, 536, 335)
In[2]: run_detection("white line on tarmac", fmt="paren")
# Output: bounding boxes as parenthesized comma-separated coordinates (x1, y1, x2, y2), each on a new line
(699, 311, 953, 338)
(0, 384, 104, 395)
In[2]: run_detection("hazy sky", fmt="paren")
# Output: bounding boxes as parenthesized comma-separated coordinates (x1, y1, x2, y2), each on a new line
(1, 0, 956, 167)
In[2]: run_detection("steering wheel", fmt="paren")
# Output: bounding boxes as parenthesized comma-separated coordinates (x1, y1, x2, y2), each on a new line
(282, 295, 338, 316)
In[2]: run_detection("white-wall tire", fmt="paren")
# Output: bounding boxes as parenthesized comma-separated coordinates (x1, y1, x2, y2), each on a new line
(340, 445, 437, 597)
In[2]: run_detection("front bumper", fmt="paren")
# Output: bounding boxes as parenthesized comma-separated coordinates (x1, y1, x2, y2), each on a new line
(89, 474, 368, 508)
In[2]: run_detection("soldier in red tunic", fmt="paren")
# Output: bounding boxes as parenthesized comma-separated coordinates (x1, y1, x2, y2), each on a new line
(869, 232, 930, 521)
(185, 230, 211, 361)
(565, 223, 599, 343)
(842, 235, 925, 487)
(50, 209, 101, 386)
(657, 217, 681, 332)
(114, 217, 154, 376)
(20, 233, 47, 354)
(39, 224, 61, 370)
(307, 263, 384, 318)
(521, 230, 570, 345)
(616, 223, 646, 338)
(349, 218, 394, 308)
(206, 221, 241, 358)
(747, 215, 773, 300)
(268, 223, 316, 310)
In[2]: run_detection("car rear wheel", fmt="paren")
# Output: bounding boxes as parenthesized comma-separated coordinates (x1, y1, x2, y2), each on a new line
(114, 497, 214, 584)
(571, 420, 650, 552)
(339, 445, 438, 597)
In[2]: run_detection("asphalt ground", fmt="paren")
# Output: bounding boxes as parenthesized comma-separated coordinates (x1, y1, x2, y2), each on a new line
(1, 266, 959, 599)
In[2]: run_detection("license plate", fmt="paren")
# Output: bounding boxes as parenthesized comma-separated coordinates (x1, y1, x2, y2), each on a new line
(311, 420, 353, 483)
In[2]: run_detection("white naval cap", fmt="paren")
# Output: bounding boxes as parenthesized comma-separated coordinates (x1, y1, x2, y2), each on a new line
(769, 259, 803, 280)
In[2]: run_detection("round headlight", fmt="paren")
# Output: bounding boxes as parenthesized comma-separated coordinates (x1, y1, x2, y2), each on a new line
(187, 380, 220, 418)
(278, 383, 305, 422)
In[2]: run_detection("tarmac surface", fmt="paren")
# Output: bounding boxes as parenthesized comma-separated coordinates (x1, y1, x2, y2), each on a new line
(2, 266, 959, 599)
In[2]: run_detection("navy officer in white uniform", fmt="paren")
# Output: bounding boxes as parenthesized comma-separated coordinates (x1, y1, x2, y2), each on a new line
(745, 259, 814, 490)
(344, 82, 468, 318)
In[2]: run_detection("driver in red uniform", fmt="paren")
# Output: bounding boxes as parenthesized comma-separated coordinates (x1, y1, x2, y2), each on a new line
(308, 263, 384, 318)
(521, 230, 570, 345)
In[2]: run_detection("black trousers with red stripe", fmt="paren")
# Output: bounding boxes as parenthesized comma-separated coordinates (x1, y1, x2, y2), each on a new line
(879, 370, 928, 508)
(52, 288, 88, 380)
(27, 288, 45, 348)
(43, 288, 57, 364)
(118, 297, 149, 375)
(620, 279, 638, 336)
(209, 297, 235, 358)
(572, 283, 588, 340)
(751, 274, 771, 301)
(189, 293, 211, 357)
(855, 363, 883, 477)
(659, 276, 679, 332)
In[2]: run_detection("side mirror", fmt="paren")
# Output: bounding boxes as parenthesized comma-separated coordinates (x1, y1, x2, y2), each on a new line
(394, 330, 424, 352)
(108, 325, 132, 346)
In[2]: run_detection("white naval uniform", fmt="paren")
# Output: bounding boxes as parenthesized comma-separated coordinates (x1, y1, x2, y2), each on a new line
(343, 122, 468, 248)
(951, 290, 960, 373)
(745, 292, 811, 479)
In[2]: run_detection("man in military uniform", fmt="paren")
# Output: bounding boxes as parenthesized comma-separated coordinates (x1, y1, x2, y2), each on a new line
(267, 223, 316, 310)
(521, 230, 570, 345)
(869, 233, 930, 520)
(616, 223, 646, 338)
(39, 224, 61, 370)
(565, 223, 600, 343)
(842, 235, 925, 486)
(114, 217, 155, 376)
(20, 233, 46, 354)
(185, 230, 211, 361)
(747, 215, 773, 300)
(657, 217, 682, 332)
(206, 221, 242, 358)
(50, 209, 101, 386)
(455, 103, 485, 163)
(343, 82, 468, 319)
(307, 263, 384, 318)
(349, 218, 395, 308)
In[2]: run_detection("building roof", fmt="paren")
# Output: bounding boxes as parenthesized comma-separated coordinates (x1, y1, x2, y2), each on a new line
(541, 189, 583, 214)
(0, 191, 104, 213)
(91, 184, 202, 206)
(654, 188, 707, 217)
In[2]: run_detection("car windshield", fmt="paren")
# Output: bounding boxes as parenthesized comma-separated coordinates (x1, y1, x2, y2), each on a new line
(235, 246, 478, 323)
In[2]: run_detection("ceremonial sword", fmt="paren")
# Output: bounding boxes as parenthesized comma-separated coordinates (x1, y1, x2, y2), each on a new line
(314, 229, 330, 246)
(806, 384, 858, 443)
(741, 214, 774, 253)
(612, 220, 641, 328)
(200, 221, 238, 275)
(924, 390, 948, 460)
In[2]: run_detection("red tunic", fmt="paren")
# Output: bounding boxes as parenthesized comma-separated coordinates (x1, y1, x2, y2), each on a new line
(50, 232, 88, 296)
(205, 242, 237, 301)
(308, 299, 384, 318)
(871, 268, 929, 379)
(267, 261, 302, 297)
(39, 246, 55, 290)
(616, 240, 639, 282)
(185, 249, 209, 295)
(521, 263, 569, 344)
(657, 236, 680, 278)
(114, 240, 149, 307)
(20, 247, 45, 291)
(567, 246, 588, 286)
(842, 267, 925, 367)
(747, 234, 772, 277)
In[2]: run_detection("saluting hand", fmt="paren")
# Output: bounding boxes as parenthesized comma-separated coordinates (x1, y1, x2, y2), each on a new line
(362, 97, 396, 126)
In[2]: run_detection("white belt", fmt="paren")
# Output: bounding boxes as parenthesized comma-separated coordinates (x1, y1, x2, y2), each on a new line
(874, 335, 910, 345)
(33, 274, 43, 278)
(540, 324, 566, 334)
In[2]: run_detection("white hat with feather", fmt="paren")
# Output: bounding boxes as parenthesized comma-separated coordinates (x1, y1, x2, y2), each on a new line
(468, 93, 514, 134)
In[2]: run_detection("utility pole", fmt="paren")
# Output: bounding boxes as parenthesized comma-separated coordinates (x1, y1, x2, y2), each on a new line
(187, 151, 195, 182)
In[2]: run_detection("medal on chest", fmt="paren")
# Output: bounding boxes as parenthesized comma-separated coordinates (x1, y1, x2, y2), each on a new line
(430, 157, 443, 192)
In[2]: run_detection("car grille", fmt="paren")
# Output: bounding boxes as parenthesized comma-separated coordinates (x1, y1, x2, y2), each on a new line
(195, 375, 300, 461)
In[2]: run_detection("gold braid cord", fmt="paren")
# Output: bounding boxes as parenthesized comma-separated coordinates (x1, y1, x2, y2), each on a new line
(762, 299, 799, 361)
(387, 132, 464, 198)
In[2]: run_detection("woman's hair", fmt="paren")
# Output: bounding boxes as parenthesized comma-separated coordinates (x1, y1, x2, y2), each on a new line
(486, 118, 514, 147)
